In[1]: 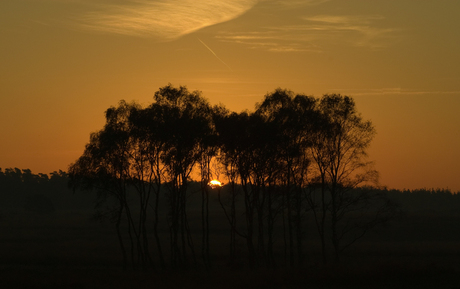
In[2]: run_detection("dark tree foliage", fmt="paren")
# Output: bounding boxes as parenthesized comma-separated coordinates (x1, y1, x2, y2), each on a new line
(253, 88, 319, 267)
(307, 94, 390, 262)
(153, 84, 214, 269)
(68, 84, 215, 270)
(66, 85, 406, 270)
(69, 100, 145, 269)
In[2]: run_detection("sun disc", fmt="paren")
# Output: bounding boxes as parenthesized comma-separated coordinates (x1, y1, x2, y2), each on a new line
(208, 179, 222, 187)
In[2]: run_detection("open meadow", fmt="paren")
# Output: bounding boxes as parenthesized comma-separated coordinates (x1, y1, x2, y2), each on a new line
(1, 203, 459, 289)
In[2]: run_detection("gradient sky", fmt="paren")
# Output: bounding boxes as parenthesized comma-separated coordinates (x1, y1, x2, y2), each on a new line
(1, 0, 459, 191)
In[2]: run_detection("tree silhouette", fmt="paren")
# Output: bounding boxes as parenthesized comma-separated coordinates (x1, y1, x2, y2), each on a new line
(69, 100, 156, 269)
(128, 102, 170, 269)
(212, 108, 245, 266)
(67, 85, 400, 270)
(255, 88, 320, 267)
(308, 94, 397, 262)
(153, 84, 213, 269)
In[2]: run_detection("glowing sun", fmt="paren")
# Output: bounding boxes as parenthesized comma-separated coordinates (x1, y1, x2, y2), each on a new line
(208, 179, 223, 188)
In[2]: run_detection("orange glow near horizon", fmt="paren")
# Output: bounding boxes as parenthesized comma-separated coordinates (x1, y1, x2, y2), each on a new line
(208, 179, 223, 188)
(1, 1, 460, 191)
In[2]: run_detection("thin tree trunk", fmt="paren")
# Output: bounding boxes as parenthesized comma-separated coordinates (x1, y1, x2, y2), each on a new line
(116, 203, 128, 270)
(153, 189, 165, 269)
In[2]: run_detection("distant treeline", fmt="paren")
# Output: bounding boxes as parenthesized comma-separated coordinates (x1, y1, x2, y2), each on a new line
(1, 166, 460, 271)
(0, 167, 93, 213)
(1, 167, 458, 214)
(385, 187, 460, 213)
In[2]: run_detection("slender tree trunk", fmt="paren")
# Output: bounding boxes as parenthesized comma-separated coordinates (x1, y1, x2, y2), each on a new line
(295, 186, 303, 267)
(125, 204, 136, 268)
(200, 157, 211, 269)
(205, 186, 210, 265)
(201, 184, 207, 267)
(242, 180, 256, 268)
(180, 187, 188, 268)
(153, 188, 165, 269)
(267, 185, 275, 268)
(282, 185, 287, 266)
(286, 164, 294, 267)
(320, 174, 327, 264)
(330, 185, 340, 262)
(116, 202, 128, 270)
(169, 179, 181, 268)
(256, 184, 266, 265)
(142, 192, 153, 267)
(230, 180, 237, 264)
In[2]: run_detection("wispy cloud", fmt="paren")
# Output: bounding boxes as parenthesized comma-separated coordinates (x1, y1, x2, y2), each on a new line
(78, 0, 258, 39)
(217, 31, 321, 52)
(217, 13, 396, 52)
(327, 88, 460, 96)
(301, 15, 396, 48)
(269, 0, 330, 8)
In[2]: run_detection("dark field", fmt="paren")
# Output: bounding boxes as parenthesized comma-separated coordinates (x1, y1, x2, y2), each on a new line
(1, 208, 459, 289)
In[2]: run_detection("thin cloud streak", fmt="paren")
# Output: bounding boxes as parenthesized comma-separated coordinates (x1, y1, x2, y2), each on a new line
(301, 15, 396, 47)
(217, 13, 396, 52)
(79, 0, 258, 39)
(267, 0, 330, 9)
(198, 38, 233, 71)
(303, 15, 384, 25)
(328, 88, 460, 96)
(217, 31, 322, 52)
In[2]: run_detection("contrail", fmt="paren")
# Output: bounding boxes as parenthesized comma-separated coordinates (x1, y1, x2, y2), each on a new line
(198, 38, 233, 71)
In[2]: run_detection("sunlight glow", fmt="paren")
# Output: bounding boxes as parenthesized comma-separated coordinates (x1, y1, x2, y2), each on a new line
(208, 179, 223, 188)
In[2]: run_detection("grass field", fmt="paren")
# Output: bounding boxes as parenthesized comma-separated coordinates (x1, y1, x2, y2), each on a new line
(1, 210, 459, 289)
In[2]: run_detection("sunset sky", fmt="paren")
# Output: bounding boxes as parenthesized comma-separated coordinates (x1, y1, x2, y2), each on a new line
(1, 0, 459, 191)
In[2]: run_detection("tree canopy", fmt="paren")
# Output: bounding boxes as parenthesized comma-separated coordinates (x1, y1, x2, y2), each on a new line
(68, 84, 399, 269)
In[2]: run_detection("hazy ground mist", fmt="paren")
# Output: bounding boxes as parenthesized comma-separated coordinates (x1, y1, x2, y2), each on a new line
(1, 192, 459, 288)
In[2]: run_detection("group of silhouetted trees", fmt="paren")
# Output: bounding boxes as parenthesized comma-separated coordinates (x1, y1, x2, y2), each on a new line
(67, 84, 400, 270)
(2, 84, 458, 272)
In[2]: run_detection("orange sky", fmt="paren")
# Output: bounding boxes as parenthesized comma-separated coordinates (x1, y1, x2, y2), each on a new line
(1, 0, 459, 191)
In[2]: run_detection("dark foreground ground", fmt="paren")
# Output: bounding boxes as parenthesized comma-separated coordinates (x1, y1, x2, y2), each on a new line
(1, 263, 459, 289)
(1, 210, 460, 289)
